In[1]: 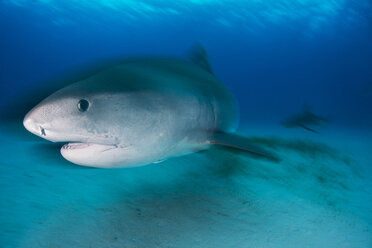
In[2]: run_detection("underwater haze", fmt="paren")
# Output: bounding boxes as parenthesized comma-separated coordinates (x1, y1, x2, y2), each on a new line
(1, 0, 372, 247)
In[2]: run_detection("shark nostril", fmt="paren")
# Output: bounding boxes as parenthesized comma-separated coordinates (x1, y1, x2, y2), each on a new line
(40, 126, 46, 136)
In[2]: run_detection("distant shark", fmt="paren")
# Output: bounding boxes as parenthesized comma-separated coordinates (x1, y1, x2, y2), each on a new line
(23, 47, 278, 168)
(281, 106, 328, 133)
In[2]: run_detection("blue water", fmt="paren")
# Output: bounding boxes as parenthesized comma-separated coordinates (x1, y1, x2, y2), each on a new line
(0, 1, 371, 247)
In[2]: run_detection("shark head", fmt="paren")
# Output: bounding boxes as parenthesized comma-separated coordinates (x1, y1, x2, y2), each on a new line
(23, 72, 176, 168)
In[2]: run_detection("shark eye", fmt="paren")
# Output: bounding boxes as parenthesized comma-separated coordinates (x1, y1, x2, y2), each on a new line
(77, 99, 90, 112)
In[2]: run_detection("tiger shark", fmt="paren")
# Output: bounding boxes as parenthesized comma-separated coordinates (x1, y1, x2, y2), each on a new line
(23, 48, 278, 168)
(281, 106, 329, 133)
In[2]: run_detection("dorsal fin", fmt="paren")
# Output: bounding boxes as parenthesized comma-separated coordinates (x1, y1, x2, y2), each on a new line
(189, 43, 213, 74)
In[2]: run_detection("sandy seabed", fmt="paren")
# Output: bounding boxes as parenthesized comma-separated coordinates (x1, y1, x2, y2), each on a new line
(0, 122, 371, 248)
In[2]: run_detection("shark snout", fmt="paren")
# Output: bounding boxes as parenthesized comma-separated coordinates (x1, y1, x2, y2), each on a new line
(23, 106, 49, 138)
(23, 115, 45, 137)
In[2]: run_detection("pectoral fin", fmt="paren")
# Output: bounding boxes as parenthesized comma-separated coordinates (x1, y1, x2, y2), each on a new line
(211, 132, 281, 162)
(298, 124, 320, 134)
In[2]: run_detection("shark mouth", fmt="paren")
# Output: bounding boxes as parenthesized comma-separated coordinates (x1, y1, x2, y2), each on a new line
(61, 143, 118, 152)
(60, 142, 123, 168)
